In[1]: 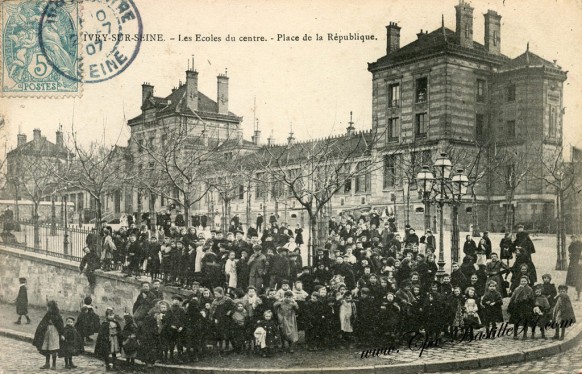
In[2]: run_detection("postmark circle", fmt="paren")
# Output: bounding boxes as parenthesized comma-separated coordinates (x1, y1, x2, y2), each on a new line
(38, 0, 142, 84)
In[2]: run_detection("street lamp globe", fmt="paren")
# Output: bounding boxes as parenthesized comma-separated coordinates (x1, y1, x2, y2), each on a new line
(451, 168, 469, 198)
(434, 152, 452, 179)
(416, 166, 435, 196)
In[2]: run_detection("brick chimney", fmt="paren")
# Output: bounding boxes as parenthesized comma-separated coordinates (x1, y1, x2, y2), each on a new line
(455, 0, 474, 49)
(186, 56, 199, 113)
(33, 128, 41, 141)
(56, 129, 63, 149)
(141, 83, 153, 106)
(386, 22, 401, 54)
(484, 10, 501, 55)
(17, 134, 27, 147)
(217, 71, 229, 115)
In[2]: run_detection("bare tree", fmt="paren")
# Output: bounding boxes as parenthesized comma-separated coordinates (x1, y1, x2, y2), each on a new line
(133, 122, 237, 227)
(58, 131, 132, 237)
(489, 142, 540, 233)
(532, 144, 581, 270)
(9, 141, 64, 248)
(251, 130, 382, 265)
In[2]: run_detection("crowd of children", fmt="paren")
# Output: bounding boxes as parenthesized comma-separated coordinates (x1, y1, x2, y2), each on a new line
(29, 210, 578, 370)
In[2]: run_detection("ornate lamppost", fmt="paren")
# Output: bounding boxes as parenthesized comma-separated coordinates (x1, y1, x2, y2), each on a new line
(417, 152, 467, 279)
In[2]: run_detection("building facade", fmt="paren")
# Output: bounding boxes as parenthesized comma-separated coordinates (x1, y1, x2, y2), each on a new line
(121, 1, 567, 233)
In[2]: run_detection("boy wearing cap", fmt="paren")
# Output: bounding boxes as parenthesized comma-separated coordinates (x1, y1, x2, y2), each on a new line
(14, 277, 30, 324)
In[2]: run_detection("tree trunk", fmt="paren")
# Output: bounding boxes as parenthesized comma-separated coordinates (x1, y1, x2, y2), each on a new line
(184, 197, 191, 228)
(33, 202, 40, 249)
(471, 192, 479, 236)
(246, 182, 251, 228)
(136, 190, 142, 227)
(95, 198, 103, 257)
(405, 185, 410, 226)
(308, 213, 317, 267)
(560, 189, 567, 269)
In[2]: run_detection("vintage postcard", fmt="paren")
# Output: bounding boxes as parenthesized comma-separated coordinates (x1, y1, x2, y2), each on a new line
(0, 0, 581, 372)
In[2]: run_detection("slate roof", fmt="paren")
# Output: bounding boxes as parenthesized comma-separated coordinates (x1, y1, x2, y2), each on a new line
(7, 137, 70, 158)
(128, 84, 241, 124)
(500, 50, 562, 72)
(369, 27, 510, 70)
(243, 130, 376, 166)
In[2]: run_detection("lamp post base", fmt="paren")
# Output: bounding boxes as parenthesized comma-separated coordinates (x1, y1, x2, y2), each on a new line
(436, 259, 446, 281)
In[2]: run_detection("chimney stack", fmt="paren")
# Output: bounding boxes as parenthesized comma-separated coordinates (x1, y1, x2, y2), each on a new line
(455, 0, 474, 49)
(56, 129, 63, 149)
(141, 83, 153, 106)
(33, 128, 41, 142)
(267, 131, 274, 146)
(484, 10, 501, 55)
(217, 70, 229, 115)
(386, 22, 401, 54)
(186, 56, 199, 112)
(17, 133, 27, 147)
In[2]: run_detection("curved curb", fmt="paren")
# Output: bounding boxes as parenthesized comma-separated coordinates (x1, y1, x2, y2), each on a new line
(1, 326, 580, 373)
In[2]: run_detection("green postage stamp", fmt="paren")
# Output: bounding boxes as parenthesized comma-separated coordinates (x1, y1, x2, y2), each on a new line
(1, 0, 79, 96)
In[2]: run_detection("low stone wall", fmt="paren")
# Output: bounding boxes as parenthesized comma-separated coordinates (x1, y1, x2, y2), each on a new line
(0, 246, 189, 313)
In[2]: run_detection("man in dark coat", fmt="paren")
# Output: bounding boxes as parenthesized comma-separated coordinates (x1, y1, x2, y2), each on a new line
(513, 225, 535, 255)
(133, 283, 156, 323)
(256, 213, 264, 232)
(269, 247, 290, 289)
(15, 277, 30, 324)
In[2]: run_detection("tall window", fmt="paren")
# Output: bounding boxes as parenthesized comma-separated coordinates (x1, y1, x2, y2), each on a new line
(238, 185, 245, 200)
(549, 107, 557, 138)
(388, 83, 400, 108)
(355, 161, 371, 193)
(415, 112, 427, 138)
(137, 139, 143, 153)
(341, 164, 352, 194)
(149, 136, 155, 151)
(383, 154, 396, 188)
(387, 117, 399, 142)
(161, 134, 167, 149)
(416, 77, 428, 103)
(476, 113, 485, 138)
(506, 84, 516, 102)
(506, 120, 516, 137)
(476, 79, 486, 102)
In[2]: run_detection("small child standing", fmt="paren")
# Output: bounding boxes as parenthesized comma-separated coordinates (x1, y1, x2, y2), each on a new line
(224, 250, 238, 292)
(338, 291, 357, 348)
(481, 280, 503, 337)
(274, 290, 299, 353)
(14, 277, 30, 324)
(531, 285, 550, 339)
(254, 310, 280, 357)
(121, 314, 139, 366)
(230, 302, 249, 353)
(95, 309, 122, 371)
(60, 317, 84, 369)
(33, 300, 64, 370)
(552, 285, 577, 340)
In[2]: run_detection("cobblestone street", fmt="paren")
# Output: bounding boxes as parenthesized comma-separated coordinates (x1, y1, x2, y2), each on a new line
(444, 340, 582, 374)
(0, 336, 105, 374)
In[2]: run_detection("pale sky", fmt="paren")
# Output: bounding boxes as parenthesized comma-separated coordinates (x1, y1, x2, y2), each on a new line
(1, 0, 581, 154)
